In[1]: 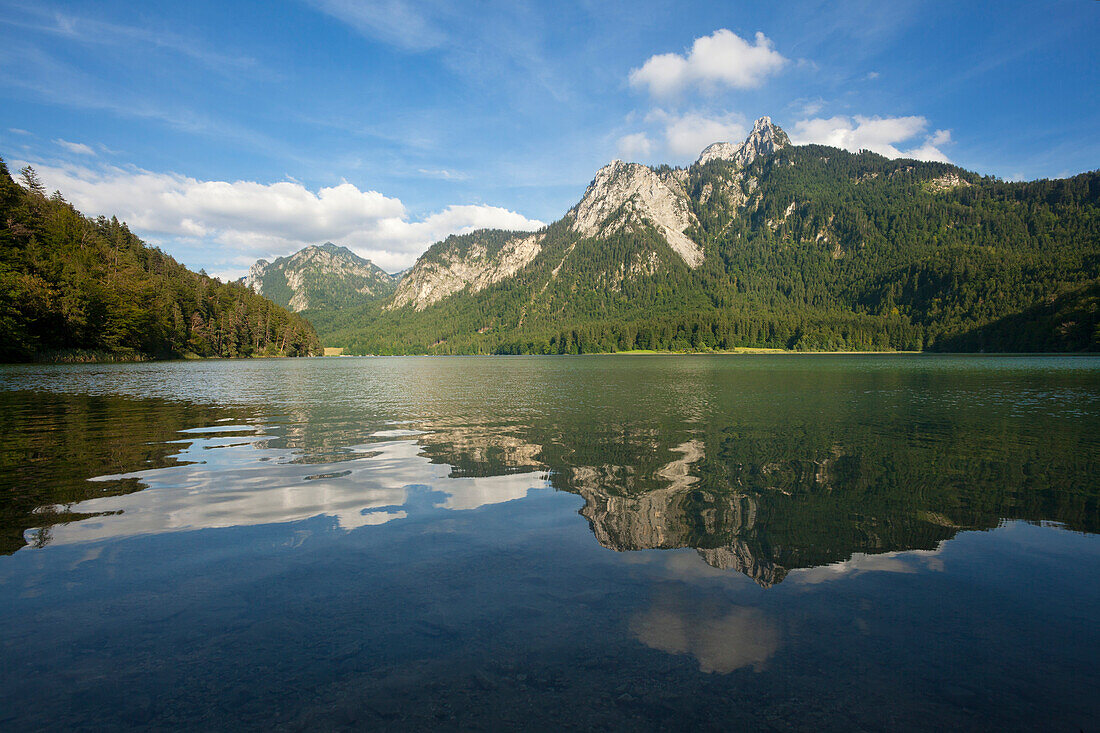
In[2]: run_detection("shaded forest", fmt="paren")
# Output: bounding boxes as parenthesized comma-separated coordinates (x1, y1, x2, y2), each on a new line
(0, 157, 321, 361)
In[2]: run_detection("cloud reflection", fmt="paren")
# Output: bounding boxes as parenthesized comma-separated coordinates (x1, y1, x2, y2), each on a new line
(631, 595, 780, 673)
(30, 427, 549, 547)
(789, 546, 946, 584)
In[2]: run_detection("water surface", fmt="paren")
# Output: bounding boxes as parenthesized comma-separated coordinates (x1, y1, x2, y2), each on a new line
(1, 356, 1098, 730)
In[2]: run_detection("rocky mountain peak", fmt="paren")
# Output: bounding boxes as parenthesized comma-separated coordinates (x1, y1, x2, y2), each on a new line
(240, 242, 396, 311)
(570, 159, 702, 268)
(696, 116, 790, 167)
(243, 259, 270, 292)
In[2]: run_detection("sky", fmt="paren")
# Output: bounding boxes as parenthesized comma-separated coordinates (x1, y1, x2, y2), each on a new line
(1, 0, 1097, 279)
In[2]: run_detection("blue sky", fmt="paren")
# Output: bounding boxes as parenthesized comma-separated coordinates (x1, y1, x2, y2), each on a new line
(1, 0, 1097, 277)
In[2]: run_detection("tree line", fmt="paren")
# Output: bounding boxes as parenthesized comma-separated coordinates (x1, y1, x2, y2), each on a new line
(0, 158, 321, 361)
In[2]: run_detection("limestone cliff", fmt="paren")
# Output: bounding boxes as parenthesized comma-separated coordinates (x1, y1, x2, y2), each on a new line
(696, 116, 790, 167)
(389, 231, 544, 311)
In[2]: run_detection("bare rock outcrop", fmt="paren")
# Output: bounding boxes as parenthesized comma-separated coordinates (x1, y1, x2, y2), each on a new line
(390, 232, 543, 310)
(570, 160, 703, 268)
(696, 116, 790, 167)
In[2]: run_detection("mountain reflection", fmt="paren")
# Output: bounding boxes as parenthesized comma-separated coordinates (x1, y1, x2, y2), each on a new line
(4, 357, 1098, 587)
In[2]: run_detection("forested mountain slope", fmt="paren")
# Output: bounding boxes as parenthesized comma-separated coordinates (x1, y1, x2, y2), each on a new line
(308, 119, 1099, 354)
(241, 242, 396, 312)
(0, 158, 321, 361)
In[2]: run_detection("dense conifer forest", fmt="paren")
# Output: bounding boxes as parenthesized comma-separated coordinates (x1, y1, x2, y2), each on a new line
(308, 146, 1100, 354)
(0, 158, 321, 362)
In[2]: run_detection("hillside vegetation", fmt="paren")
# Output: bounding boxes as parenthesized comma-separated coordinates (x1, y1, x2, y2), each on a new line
(0, 158, 321, 361)
(309, 143, 1100, 354)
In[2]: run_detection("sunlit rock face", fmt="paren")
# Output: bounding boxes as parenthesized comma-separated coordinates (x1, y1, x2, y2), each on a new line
(697, 544, 787, 586)
(569, 160, 703, 268)
(390, 231, 544, 310)
(569, 440, 787, 586)
(696, 116, 790, 167)
(386, 117, 804, 311)
(927, 172, 971, 192)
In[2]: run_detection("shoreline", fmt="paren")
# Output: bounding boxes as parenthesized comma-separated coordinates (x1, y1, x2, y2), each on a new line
(316, 349, 1097, 358)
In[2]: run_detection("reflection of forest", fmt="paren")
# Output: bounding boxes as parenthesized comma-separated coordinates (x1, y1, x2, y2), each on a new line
(0, 391, 238, 554)
(4, 379, 1098, 586)
(413, 408, 1099, 586)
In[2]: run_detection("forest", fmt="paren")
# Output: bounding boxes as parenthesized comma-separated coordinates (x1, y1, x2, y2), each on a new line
(0, 157, 321, 362)
(309, 146, 1100, 354)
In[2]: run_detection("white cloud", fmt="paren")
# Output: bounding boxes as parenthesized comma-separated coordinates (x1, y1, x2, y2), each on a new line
(8, 128, 32, 136)
(618, 110, 747, 162)
(790, 115, 952, 162)
(308, 0, 446, 51)
(617, 132, 654, 160)
(653, 110, 747, 159)
(790, 547, 944, 584)
(632, 599, 779, 674)
(21, 161, 544, 275)
(54, 138, 96, 156)
(629, 29, 787, 97)
(798, 98, 826, 117)
(416, 168, 469, 180)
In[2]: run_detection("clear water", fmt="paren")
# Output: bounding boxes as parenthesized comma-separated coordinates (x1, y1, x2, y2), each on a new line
(1, 355, 1098, 730)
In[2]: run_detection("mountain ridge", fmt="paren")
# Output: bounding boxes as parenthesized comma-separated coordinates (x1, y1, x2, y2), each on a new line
(259, 117, 1100, 355)
(241, 242, 396, 312)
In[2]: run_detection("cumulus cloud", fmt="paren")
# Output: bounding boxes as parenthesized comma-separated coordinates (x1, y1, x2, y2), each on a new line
(652, 110, 747, 159)
(22, 161, 544, 275)
(617, 132, 654, 160)
(629, 29, 787, 98)
(790, 115, 952, 162)
(54, 138, 96, 156)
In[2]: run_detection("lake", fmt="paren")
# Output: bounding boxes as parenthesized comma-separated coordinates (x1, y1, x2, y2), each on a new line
(1, 355, 1098, 730)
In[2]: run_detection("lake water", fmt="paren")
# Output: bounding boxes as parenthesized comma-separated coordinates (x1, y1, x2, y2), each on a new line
(1, 355, 1098, 730)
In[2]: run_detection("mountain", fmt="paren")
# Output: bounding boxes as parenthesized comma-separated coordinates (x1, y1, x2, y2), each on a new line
(241, 242, 396, 312)
(696, 114, 790, 166)
(307, 116, 1100, 355)
(0, 158, 322, 361)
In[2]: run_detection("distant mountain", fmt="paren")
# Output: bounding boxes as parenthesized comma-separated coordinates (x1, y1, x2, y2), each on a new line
(307, 116, 1099, 355)
(241, 243, 396, 312)
(0, 158, 322, 362)
(385, 117, 794, 315)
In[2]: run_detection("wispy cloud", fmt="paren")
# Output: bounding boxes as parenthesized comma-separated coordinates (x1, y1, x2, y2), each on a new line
(616, 132, 654, 161)
(417, 168, 469, 181)
(307, 0, 447, 51)
(53, 138, 96, 156)
(0, 4, 264, 78)
(0, 42, 288, 157)
(615, 110, 748, 163)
